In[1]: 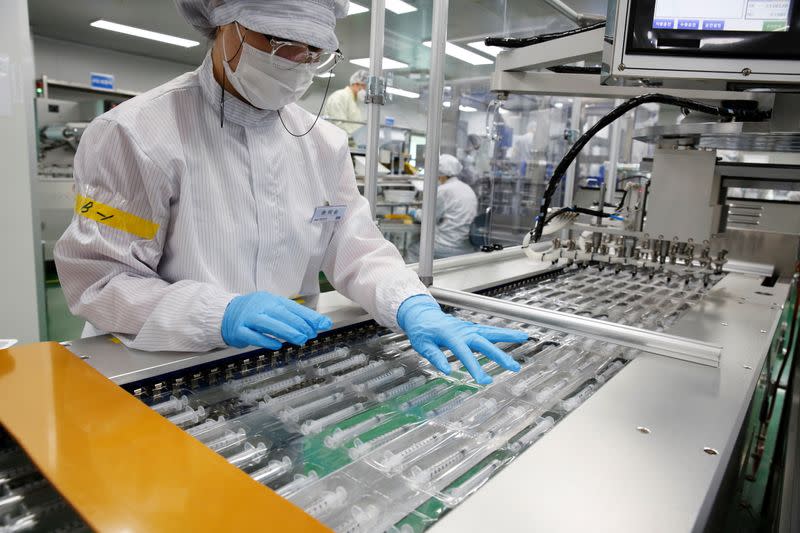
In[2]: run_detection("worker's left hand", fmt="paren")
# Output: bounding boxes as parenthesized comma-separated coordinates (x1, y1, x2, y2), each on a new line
(397, 294, 527, 385)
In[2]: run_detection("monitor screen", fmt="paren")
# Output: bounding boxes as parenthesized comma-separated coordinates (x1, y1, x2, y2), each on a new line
(652, 0, 792, 32)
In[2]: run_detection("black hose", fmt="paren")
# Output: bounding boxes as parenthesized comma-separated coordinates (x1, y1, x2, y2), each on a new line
(530, 93, 769, 243)
(547, 65, 603, 75)
(485, 21, 606, 49)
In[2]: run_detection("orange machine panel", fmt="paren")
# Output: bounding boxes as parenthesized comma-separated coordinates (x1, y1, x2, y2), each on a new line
(0, 342, 330, 532)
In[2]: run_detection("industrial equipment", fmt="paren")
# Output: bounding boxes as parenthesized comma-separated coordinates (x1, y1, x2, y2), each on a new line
(2, 0, 799, 531)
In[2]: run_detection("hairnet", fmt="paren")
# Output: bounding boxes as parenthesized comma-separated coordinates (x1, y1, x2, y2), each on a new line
(175, 0, 349, 51)
(349, 70, 369, 85)
(439, 154, 462, 177)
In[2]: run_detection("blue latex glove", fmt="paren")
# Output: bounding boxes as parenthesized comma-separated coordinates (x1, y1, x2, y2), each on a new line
(222, 292, 333, 350)
(397, 294, 528, 385)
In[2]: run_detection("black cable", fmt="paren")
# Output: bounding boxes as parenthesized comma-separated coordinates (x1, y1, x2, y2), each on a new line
(485, 21, 605, 49)
(547, 65, 603, 75)
(530, 93, 769, 243)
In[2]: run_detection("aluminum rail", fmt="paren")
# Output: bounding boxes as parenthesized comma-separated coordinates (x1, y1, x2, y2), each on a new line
(541, 0, 605, 26)
(364, 0, 386, 219)
(429, 286, 722, 367)
(418, 0, 449, 286)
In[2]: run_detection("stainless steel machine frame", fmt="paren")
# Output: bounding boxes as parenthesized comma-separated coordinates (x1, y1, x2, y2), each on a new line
(64, 249, 790, 532)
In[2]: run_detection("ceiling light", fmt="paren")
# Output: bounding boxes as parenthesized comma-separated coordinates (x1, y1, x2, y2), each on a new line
(554, 102, 564, 108)
(315, 72, 335, 78)
(348, 3, 369, 15)
(90, 20, 199, 48)
(459, 105, 478, 112)
(387, 87, 420, 99)
(443, 101, 451, 108)
(467, 40, 502, 57)
(349, 57, 409, 70)
(385, 0, 417, 14)
(498, 108, 511, 115)
(423, 41, 493, 66)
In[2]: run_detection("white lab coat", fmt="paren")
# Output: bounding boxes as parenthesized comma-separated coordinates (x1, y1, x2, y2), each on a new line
(322, 86, 363, 134)
(413, 177, 478, 257)
(54, 53, 427, 352)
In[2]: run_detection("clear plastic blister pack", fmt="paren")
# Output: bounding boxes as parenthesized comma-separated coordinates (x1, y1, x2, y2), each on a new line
(139, 266, 721, 532)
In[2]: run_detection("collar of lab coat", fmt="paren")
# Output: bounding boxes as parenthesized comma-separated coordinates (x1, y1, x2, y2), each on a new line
(198, 51, 280, 128)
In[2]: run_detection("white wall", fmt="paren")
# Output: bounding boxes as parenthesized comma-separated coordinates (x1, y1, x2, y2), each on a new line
(32, 35, 196, 94)
(1, 0, 44, 343)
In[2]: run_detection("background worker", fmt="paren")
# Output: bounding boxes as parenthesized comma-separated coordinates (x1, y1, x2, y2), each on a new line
(322, 69, 368, 135)
(409, 154, 478, 259)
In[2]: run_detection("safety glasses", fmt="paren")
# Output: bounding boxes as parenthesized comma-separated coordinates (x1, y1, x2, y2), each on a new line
(264, 35, 343, 74)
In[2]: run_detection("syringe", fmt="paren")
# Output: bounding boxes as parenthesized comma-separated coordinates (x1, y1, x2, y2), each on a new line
(551, 349, 580, 368)
(297, 347, 350, 368)
(336, 504, 379, 533)
(348, 425, 410, 460)
(301, 403, 365, 435)
(324, 413, 390, 449)
(226, 442, 269, 468)
(352, 367, 405, 394)
(398, 384, 448, 411)
(381, 431, 444, 472)
(279, 392, 345, 422)
(167, 405, 206, 427)
(239, 375, 305, 404)
(315, 353, 368, 376)
(304, 486, 348, 519)
(560, 383, 597, 412)
(375, 376, 426, 402)
(509, 368, 553, 396)
(477, 406, 526, 442)
(449, 397, 499, 429)
(596, 361, 624, 384)
(264, 383, 322, 410)
(534, 378, 570, 404)
(333, 361, 386, 383)
(573, 355, 602, 375)
(509, 416, 555, 453)
(151, 395, 188, 415)
(206, 429, 247, 453)
(225, 365, 291, 392)
(409, 447, 468, 486)
(446, 459, 502, 500)
(276, 471, 319, 498)
(430, 392, 473, 418)
(250, 456, 293, 485)
(186, 416, 227, 440)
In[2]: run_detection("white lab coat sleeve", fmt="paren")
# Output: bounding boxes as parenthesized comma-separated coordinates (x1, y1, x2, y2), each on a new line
(54, 118, 236, 351)
(321, 140, 429, 331)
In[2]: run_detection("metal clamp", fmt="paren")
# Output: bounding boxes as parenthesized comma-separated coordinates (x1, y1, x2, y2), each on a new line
(366, 76, 385, 105)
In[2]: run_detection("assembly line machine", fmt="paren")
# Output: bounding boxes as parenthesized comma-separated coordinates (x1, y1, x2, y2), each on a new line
(2, 0, 800, 531)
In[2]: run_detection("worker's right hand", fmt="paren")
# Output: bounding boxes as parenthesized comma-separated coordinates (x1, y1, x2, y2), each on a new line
(221, 292, 333, 350)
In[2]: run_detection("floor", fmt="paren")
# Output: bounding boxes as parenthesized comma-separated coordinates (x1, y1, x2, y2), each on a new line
(44, 280, 84, 342)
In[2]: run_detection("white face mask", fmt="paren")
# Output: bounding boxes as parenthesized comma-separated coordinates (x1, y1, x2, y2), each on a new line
(222, 24, 315, 111)
(357, 88, 366, 103)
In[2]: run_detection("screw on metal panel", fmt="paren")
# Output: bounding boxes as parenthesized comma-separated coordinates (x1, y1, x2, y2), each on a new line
(760, 330, 767, 334)
(79, 355, 91, 360)
(703, 447, 719, 456)
(741, 68, 752, 77)
(721, 322, 729, 326)
(618, 63, 625, 71)
(744, 365, 752, 370)
(636, 426, 651, 434)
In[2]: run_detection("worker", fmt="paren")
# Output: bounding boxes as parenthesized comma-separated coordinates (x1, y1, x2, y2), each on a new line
(409, 154, 478, 259)
(53, 0, 526, 386)
(459, 133, 482, 184)
(322, 70, 368, 135)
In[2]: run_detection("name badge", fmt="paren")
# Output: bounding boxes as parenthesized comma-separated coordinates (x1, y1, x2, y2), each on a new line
(311, 205, 346, 223)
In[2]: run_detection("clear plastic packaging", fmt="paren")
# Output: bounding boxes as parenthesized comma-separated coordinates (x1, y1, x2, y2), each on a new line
(508, 416, 555, 453)
(226, 442, 269, 468)
(276, 471, 319, 498)
(166, 405, 206, 427)
(150, 395, 188, 415)
(398, 384, 448, 411)
(304, 486, 348, 519)
(378, 430, 447, 472)
(348, 425, 412, 460)
(279, 392, 345, 423)
(206, 428, 247, 453)
(239, 375, 305, 404)
(333, 361, 387, 383)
